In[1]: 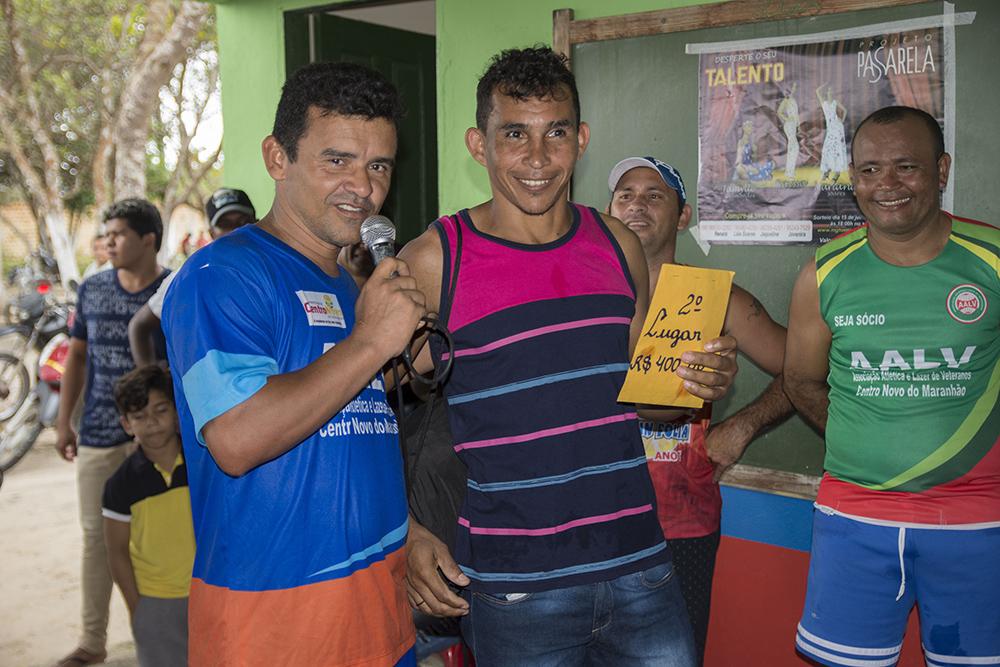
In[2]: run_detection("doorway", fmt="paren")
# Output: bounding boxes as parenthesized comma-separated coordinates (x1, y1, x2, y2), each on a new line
(284, 1, 437, 244)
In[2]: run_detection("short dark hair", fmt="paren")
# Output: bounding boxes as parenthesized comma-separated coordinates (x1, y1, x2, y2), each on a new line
(851, 106, 945, 161)
(102, 198, 163, 251)
(272, 61, 405, 162)
(114, 365, 174, 417)
(476, 47, 580, 131)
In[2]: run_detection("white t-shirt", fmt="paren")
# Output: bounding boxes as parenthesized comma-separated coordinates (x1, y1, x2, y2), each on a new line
(146, 270, 177, 318)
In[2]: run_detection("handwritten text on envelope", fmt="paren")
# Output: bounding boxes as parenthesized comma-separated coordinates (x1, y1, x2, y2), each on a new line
(618, 264, 734, 408)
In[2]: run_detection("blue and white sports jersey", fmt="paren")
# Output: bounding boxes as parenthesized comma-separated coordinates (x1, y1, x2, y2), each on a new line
(162, 225, 413, 666)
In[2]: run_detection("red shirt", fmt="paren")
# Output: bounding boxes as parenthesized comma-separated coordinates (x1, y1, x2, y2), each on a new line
(641, 411, 721, 539)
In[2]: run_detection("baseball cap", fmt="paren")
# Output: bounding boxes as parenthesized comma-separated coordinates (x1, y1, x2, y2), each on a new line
(205, 188, 255, 228)
(607, 157, 686, 207)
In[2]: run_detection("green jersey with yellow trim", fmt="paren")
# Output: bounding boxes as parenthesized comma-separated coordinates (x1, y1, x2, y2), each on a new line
(817, 216, 999, 497)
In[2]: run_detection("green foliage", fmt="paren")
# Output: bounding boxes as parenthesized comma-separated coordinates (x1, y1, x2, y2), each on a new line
(146, 143, 171, 201)
(1, 1, 128, 198)
(0, 0, 217, 214)
(2, 253, 23, 278)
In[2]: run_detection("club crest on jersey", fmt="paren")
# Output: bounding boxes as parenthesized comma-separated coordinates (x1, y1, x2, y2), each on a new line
(946, 284, 987, 324)
(296, 290, 346, 328)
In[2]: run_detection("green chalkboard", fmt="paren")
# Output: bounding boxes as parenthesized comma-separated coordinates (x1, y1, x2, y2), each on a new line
(573, 0, 999, 478)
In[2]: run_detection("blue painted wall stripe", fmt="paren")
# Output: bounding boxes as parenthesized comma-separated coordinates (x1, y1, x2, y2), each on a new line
(719, 486, 814, 553)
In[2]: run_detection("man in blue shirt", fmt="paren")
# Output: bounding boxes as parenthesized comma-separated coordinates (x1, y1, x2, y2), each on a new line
(163, 62, 426, 666)
(55, 198, 170, 667)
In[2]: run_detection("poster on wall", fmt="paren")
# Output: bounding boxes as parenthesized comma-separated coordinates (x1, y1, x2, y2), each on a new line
(695, 26, 945, 245)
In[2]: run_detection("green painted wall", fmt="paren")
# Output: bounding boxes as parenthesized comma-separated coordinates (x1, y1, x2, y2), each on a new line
(215, 0, 322, 213)
(216, 0, 720, 216)
(432, 0, 719, 214)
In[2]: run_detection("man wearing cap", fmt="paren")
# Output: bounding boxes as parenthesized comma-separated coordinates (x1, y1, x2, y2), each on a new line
(608, 156, 793, 663)
(128, 188, 256, 366)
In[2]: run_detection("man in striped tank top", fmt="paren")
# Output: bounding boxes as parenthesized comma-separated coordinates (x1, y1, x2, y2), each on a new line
(399, 47, 739, 667)
(786, 106, 1000, 667)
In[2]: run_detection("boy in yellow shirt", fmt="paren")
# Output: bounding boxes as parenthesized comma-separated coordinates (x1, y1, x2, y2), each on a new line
(102, 366, 194, 667)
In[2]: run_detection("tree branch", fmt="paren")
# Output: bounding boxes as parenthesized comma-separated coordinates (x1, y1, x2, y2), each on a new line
(0, 88, 49, 211)
(113, 0, 210, 197)
(179, 142, 222, 206)
(1, 0, 68, 206)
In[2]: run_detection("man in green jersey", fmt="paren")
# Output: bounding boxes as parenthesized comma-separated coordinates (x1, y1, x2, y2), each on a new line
(785, 106, 999, 667)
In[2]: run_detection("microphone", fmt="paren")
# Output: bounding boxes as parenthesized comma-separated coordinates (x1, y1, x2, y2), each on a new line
(360, 215, 397, 267)
(359, 213, 454, 386)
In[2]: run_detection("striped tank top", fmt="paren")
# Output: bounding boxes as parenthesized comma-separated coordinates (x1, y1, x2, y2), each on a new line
(430, 203, 669, 593)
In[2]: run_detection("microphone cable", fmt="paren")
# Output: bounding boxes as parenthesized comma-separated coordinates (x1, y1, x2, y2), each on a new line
(391, 315, 453, 502)
(403, 315, 453, 387)
(360, 213, 457, 501)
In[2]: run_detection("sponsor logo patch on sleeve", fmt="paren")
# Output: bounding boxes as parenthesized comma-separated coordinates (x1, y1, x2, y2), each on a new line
(296, 290, 346, 328)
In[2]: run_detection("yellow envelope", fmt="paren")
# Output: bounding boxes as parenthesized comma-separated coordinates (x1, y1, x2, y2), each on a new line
(618, 264, 734, 408)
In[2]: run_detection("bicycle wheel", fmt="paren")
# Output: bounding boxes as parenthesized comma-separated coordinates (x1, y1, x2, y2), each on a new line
(0, 353, 30, 422)
(0, 393, 42, 472)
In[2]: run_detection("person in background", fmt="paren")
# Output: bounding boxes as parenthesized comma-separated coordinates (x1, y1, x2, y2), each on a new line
(128, 188, 255, 367)
(103, 365, 194, 667)
(55, 198, 170, 667)
(176, 233, 192, 265)
(82, 234, 111, 279)
(608, 156, 792, 664)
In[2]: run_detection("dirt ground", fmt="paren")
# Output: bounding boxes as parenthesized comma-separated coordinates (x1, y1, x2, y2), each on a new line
(0, 430, 138, 667)
(0, 432, 451, 667)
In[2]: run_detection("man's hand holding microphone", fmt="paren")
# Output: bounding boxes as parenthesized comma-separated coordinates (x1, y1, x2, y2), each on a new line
(354, 215, 427, 359)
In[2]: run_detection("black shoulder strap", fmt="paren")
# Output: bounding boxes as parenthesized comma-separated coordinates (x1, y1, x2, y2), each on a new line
(431, 214, 463, 332)
(405, 216, 463, 491)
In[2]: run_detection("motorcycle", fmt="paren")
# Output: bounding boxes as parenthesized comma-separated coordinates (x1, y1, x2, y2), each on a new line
(0, 277, 72, 422)
(3, 248, 60, 323)
(0, 291, 73, 472)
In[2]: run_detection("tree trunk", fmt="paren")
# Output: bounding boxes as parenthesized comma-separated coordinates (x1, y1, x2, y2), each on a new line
(91, 73, 117, 215)
(41, 211, 78, 284)
(113, 0, 210, 199)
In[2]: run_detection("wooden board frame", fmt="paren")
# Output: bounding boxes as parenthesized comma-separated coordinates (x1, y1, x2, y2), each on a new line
(720, 463, 820, 500)
(553, 0, 931, 66)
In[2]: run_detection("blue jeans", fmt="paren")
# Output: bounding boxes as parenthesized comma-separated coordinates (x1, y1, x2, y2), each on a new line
(461, 561, 696, 666)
